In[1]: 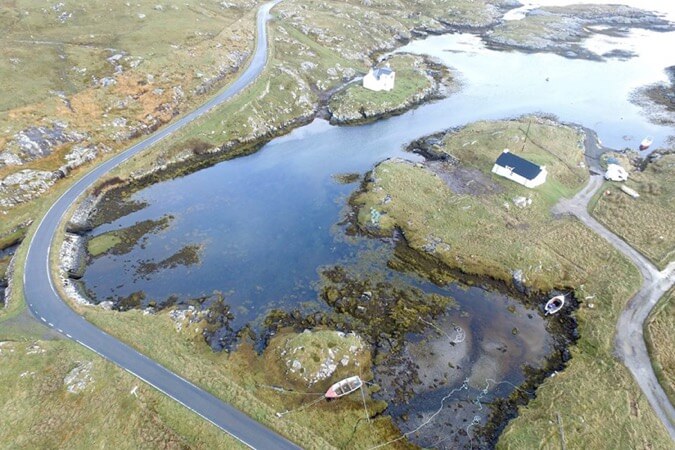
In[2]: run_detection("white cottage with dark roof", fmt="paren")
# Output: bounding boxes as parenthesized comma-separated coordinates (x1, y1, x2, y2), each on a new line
(363, 66, 395, 91)
(491, 149, 547, 188)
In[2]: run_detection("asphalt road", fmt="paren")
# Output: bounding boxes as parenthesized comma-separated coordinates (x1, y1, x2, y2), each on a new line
(554, 170, 675, 440)
(23, 1, 300, 448)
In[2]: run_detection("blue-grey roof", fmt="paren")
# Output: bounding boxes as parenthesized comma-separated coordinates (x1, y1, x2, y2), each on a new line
(373, 67, 393, 79)
(495, 151, 542, 180)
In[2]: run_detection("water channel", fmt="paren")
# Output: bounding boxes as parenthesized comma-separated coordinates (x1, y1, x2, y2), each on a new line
(80, 10, 674, 449)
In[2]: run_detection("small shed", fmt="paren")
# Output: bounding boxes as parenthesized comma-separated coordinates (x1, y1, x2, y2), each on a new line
(605, 164, 628, 182)
(363, 67, 396, 92)
(491, 149, 547, 188)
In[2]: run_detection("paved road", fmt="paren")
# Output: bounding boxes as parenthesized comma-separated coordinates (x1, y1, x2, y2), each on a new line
(554, 167, 675, 439)
(23, 1, 300, 448)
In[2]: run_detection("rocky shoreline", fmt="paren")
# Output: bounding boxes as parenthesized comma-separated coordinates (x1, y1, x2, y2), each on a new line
(631, 65, 675, 126)
(483, 4, 675, 61)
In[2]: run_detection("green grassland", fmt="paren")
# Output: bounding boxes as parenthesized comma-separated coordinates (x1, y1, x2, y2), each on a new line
(351, 117, 672, 448)
(0, 0, 258, 112)
(0, 338, 245, 449)
(74, 308, 408, 449)
(0, 0, 506, 236)
(328, 54, 438, 124)
(645, 289, 675, 405)
(590, 152, 675, 269)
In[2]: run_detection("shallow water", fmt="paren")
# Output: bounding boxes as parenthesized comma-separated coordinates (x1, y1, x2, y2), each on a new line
(81, 16, 674, 449)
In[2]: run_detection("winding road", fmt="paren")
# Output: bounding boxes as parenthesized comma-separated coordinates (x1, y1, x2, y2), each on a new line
(554, 152, 675, 440)
(23, 1, 300, 448)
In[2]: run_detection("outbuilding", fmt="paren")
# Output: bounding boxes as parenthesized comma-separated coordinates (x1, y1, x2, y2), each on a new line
(491, 149, 547, 188)
(605, 163, 628, 182)
(363, 67, 396, 92)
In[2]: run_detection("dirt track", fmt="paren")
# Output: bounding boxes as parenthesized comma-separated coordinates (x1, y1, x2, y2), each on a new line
(553, 147, 675, 439)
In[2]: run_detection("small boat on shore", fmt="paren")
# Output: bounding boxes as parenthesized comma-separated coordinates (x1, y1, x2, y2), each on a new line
(639, 136, 653, 150)
(545, 295, 565, 315)
(325, 376, 362, 399)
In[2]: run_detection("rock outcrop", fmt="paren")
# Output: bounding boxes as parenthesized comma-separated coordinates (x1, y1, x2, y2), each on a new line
(0, 170, 59, 209)
(59, 233, 87, 279)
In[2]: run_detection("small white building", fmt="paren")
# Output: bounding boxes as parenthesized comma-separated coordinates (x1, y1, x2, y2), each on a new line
(363, 67, 396, 92)
(604, 164, 628, 182)
(491, 149, 547, 188)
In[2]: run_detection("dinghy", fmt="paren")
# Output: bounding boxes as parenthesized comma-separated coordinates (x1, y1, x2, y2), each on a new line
(325, 376, 362, 399)
(639, 136, 653, 150)
(545, 295, 565, 315)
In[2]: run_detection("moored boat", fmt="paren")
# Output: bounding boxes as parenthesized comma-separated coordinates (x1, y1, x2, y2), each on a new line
(544, 295, 565, 315)
(325, 376, 362, 399)
(639, 136, 653, 150)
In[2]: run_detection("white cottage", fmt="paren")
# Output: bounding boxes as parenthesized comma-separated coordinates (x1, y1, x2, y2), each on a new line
(491, 149, 547, 188)
(363, 67, 396, 92)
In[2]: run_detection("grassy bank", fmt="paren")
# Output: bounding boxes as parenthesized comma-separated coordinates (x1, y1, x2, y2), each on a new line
(589, 152, 675, 270)
(76, 308, 408, 449)
(645, 289, 675, 405)
(0, 338, 245, 449)
(351, 117, 672, 448)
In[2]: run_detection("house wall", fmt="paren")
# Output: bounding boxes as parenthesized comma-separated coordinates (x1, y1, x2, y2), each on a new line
(363, 72, 395, 92)
(525, 170, 547, 188)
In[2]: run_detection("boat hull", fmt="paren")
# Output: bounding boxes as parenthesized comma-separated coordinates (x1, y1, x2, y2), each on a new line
(325, 376, 362, 399)
(639, 137, 653, 150)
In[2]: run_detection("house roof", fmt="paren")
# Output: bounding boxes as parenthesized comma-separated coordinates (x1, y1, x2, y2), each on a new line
(372, 67, 393, 79)
(494, 150, 543, 180)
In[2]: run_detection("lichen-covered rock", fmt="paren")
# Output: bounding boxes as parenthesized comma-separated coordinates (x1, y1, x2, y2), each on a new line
(59, 233, 87, 279)
(2, 123, 88, 165)
(276, 329, 367, 386)
(66, 194, 99, 234)
(64, 361, 94, 394)
(0, 169, 58, 209)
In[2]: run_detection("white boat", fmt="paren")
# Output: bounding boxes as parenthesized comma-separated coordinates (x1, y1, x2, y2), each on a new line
(325, 376, 362, 399)
(545, 295, 565, 315)
(639, 136, 653, 150)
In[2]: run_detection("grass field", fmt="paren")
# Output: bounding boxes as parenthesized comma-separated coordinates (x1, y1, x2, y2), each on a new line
(590, 152, 675, 270)
(328, 54, 437, 123)
(352, 117, 673, 448)
(0, 0, 258, 112)
(354, 117, 589, 291)
(645, 289, 675, 405)
(0, 337, 245, 449)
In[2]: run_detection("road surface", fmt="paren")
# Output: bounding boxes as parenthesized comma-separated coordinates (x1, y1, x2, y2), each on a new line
(554, 162, 675, 439)
(23, 1, 300, 448)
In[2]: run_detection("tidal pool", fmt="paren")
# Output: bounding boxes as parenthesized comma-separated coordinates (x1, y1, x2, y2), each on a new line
(81, 13, 674, 449)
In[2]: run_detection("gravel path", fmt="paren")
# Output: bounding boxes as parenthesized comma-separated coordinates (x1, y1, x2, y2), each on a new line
(553, 156, 675, 439)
